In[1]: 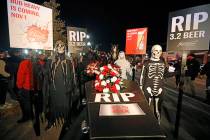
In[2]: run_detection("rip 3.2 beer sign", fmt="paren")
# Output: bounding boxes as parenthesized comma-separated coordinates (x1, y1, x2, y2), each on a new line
(67, 27, 87, 53)
(167, 4, 210, 51)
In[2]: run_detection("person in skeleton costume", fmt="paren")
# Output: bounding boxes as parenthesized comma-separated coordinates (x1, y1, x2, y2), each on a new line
(114, 51, 132, 80)
(139, 44, 174, 124)
(46, 40, 75, 129)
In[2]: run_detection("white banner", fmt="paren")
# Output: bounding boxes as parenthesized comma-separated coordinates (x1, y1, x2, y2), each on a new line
(99, 103, 146, 116)
(7, 0, 53, 50)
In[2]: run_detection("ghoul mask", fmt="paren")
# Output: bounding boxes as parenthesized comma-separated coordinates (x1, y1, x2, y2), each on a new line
(55, 40, 65, 54)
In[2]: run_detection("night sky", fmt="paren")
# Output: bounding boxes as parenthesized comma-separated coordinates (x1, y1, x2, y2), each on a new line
(1, 0, 210, 52)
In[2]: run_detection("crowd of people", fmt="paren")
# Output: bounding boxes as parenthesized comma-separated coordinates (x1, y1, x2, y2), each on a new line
(0, 41, 139, 130)
(0, 41, 209, 133)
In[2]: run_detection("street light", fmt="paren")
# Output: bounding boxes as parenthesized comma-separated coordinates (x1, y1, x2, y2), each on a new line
(87, 42, 91, 46)
(24, 49, 28, 55)
(86, 35, 90, 39)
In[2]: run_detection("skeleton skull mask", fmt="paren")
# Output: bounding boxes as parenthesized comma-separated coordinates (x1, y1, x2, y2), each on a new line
(55, 40, 65, 54)
(151, 45, 162, 61)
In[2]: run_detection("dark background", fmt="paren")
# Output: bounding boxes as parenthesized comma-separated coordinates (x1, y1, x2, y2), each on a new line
(1, 0, 210, 52)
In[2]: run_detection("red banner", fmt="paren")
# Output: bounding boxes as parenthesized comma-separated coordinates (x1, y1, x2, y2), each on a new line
(125, 28, 147, 55)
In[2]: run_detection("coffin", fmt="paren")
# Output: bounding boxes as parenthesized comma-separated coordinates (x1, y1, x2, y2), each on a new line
(85, 80, 166, 139)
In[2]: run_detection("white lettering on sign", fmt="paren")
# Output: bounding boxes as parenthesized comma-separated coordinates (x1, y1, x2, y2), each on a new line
(112, 93, 120, 102)
(171, 16, 184, 32)
(70, 31, 76, 41)
(193, 12, 208, 29)
(69, 31, 86, 42)
(183, 30, 205, 39)
(120, 93, 135, 102)
(94, 93, 135, 102)
(171, 12, 208, 32)
(95, 93, 111, 102)
(76, 42, 86, 46)
(80, 32, 86, 41)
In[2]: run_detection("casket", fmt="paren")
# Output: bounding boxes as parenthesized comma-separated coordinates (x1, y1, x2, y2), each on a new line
(85, 80, 166, 139)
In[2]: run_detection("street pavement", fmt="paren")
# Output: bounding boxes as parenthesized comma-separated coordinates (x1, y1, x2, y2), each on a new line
(161, 87, 210, 140)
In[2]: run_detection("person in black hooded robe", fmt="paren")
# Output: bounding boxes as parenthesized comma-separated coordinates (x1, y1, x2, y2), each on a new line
(46, 40, 75, 129)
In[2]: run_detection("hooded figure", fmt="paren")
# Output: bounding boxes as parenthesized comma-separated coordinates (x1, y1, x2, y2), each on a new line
(46, 40, 75, 129)
(114, 51, 132, 80)
(139, 44, 173, 124)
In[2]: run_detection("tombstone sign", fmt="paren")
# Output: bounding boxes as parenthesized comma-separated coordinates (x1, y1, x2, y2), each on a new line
(67, 27, 87, 53)
(167, 4, 210, 51)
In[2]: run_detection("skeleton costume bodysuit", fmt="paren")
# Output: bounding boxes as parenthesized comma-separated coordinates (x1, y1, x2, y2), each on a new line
(47, 40, 75, 128)
(140, 45, 170, 124)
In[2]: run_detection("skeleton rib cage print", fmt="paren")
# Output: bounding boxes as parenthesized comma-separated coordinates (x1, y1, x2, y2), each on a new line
(147, 63, 165, 96)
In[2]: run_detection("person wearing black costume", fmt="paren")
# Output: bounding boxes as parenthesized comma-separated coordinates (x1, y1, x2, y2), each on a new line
(46, 40, 75, 130)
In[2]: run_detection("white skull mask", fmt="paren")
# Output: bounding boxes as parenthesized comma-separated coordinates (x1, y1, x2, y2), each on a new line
(151, 45, 162, 60)
(55, 40, 65, 54)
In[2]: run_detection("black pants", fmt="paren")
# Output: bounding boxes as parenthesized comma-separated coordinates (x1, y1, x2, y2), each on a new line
(175, 75, 180, 86)
(7, 78, 18, 100)
(0, 80, 8, 105)
(132, 68, 135, 81)
(18, 89, 33, 119)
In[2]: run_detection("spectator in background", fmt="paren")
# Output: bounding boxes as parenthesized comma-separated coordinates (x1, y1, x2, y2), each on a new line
(6, 49, 22, 101)
(33, 52, 50, 119)
(185, 54, 200, 97)
(174, 59, 181, 88)
(76, 55, 86, 105)
(16, 49, 34, 123)
(200, 60, 210, 103)
(130, 56, 137, 81)
(0, 49, 10, 108)
(201, 61, 210, 89)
